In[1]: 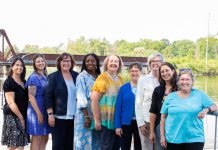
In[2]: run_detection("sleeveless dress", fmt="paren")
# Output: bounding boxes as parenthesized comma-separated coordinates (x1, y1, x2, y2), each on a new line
(25, 73, 51, 135)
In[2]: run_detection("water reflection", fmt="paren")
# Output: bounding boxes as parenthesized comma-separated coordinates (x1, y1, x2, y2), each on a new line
(195, 76, 218, 101)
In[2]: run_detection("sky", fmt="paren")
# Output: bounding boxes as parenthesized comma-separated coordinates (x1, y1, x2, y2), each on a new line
(0, 0, 218, 49)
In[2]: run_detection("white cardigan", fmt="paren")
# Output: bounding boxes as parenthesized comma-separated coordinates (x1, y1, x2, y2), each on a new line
(135, 72, 159, 127)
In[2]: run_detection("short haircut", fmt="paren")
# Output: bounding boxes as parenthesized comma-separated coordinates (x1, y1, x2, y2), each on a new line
(56, 52, 75, 71)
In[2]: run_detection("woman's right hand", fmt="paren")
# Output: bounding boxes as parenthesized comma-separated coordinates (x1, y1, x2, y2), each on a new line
(149, 131, 156, 144)
(37, 112, 44, 124)
(94, 120, 101, 131)
(115, 128, 123, 137)
(19, 117, 25, 129)
(48, 114, 55, 127)
(160, 135, 167, 148)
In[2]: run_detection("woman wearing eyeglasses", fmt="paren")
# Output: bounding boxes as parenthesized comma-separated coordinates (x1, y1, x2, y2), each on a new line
(45, 53, 78, 150)
(135, 52, 164, 150)
(160, 68, 217, 150)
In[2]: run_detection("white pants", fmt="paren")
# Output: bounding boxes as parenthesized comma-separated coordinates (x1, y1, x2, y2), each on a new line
(138, 127, 154, 150)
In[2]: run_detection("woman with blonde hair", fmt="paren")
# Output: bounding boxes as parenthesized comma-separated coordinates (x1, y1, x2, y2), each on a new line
(91, 55, 124, 150)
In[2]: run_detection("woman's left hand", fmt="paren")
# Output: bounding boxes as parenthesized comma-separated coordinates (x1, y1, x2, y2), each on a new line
(84, 117, 91, 128)
(198, 109, 208, 119)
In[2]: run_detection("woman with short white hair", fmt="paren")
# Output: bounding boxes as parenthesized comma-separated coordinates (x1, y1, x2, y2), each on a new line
(135, 52, 164, 150)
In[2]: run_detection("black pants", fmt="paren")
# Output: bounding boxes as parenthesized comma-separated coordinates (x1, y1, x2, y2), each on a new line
(51, 118, 74, 150)
(100, 126, 120, 150)
(167, 142, 204, 150)
(120, 120, 142, 150)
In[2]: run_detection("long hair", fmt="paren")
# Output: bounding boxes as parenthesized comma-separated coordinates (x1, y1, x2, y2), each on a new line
(8, 57, 26, 82)
(32, 54, 48, 76)
(56, 52, 75, 71)
(159, 62, 178, 91)
(81, 53, 101, 75)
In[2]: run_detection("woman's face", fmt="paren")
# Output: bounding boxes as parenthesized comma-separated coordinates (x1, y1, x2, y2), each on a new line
(107, 55, 119, 73)
(12, 60, 23, 75)
(60, 56, 72, 71)
(35, 56, 46, 71)
(178, 73, 193, 91)
(160, 65, 175, 82)
(149, 56, 162, 72)
(130, 66, 141, 82)
(85, 55, 96, 72)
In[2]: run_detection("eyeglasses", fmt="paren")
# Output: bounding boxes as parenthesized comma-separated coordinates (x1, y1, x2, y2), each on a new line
(61, 60, 71, 63)
(150, 60, 161, 63)
(179, 68, 193, 75)
(179, 68, 192, 72)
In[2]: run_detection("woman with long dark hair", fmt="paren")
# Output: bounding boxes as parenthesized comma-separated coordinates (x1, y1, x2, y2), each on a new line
(26, 54, 50, 150)
(1, 57, 30, 149)
(149, 62, 177, 150)
(74, 53, 101, 150)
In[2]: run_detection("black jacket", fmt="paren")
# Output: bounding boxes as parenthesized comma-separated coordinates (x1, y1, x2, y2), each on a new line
(45, 70, 78, 115)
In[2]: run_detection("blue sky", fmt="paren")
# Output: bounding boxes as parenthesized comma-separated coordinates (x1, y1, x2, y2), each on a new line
(1, 0, 218, 49)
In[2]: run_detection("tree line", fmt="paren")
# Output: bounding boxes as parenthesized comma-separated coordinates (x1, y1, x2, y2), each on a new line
(6, 36, 218, 75)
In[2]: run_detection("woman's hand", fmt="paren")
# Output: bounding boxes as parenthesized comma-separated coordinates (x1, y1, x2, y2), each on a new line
(139, 125, 146, 136)
(48, 114, 55, 127)
(149, 131, 156, 144)
(115, 128, 123, 137)
(37, 112, 44, 124)
(94, 120, 101, 131)
(19, 117, 25, 129)
(160, 135, 167, 148)
(84, 117, 91, 128)
(198, 109, 209, 119)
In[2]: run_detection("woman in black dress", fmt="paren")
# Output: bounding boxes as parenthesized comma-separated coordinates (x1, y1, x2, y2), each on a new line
(1, 57, 29, 149)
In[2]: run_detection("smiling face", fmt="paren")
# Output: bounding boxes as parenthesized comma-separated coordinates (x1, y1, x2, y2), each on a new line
(35, 56, 46, 71)
(107, 55, 120, 73)
(149, 56, 162, 72)
(85, 55, 96, 72)
(130, 65, 141, 82)
(12, 60, 24, 76)
(60, 56, 72, 71)
(160, 65, 175, 82)
(178, 73, 193, 92)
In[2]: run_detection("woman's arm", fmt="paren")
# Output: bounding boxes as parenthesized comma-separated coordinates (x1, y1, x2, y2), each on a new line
(28, 85, 43, 124)
(91, 91, 103, 131)
(198, 104, 218, 119)
(150, 113, 157, 144)
(160, 114, 167, 148)
(5, 92, 25, 128)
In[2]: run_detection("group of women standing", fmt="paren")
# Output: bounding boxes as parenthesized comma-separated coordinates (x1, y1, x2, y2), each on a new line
(1, 52, 217, 150)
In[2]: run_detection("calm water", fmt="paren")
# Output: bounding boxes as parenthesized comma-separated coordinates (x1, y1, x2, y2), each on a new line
(195, 76, 218, 102)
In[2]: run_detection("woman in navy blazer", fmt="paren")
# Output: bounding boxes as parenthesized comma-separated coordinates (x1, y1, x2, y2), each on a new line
(115, 63, 142, 150)
(45, 53, 78, 150)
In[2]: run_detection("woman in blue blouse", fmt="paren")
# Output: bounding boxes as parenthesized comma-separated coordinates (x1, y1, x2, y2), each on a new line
(45, 53, 78, 150)
(74, 53, 101, 150)
(160, 68, 218, 150)
(114, 63, 142, 150)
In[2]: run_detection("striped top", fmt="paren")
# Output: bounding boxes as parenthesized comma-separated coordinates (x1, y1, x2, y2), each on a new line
(91, 72, 124, 129)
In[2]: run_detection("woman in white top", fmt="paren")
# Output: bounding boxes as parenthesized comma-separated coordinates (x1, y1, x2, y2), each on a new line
(135, 52, 164, 150)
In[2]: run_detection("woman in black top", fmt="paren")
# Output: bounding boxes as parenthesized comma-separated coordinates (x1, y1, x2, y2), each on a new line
(149, 62, 177, 150)
(1, 57, 29, 149)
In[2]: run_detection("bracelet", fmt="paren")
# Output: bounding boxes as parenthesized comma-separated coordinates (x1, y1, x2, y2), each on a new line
(207, 107, 212, 113)
(84, 115, 90, 119)
(48, 112, 53, 116)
